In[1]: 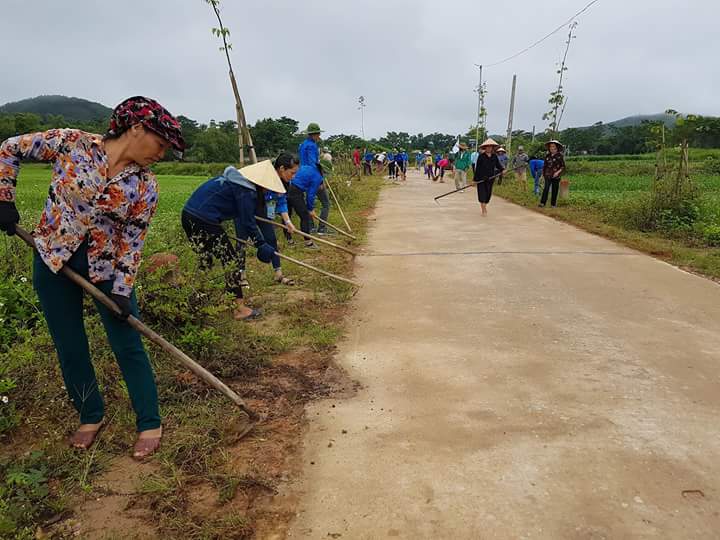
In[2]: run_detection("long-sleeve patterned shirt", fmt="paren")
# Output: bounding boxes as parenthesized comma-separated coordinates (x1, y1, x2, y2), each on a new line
(543, 151, 565, 179)
(0, 129, 158, 297)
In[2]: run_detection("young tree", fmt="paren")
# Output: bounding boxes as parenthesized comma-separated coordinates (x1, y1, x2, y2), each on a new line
(544, 22, 577, 136)
(205, 0, 257, 165)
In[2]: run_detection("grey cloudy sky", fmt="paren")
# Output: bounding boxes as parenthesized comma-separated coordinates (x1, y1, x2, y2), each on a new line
(2, 0, 719, 139)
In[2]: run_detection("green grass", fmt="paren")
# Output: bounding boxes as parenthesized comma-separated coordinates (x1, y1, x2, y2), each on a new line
(492, 157, 720, 279)
(0, 162, 382, 539)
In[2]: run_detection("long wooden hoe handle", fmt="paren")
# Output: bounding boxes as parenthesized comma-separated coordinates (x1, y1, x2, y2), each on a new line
(314, 216, 357, 240)
(255, 216, 357, 257)
(229, 232, 360, 287)
(14, 226, 258, 420)
(323, 178, 353, 233)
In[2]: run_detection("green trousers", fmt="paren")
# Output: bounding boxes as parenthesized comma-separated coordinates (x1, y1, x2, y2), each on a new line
(32, 242, 160, 432)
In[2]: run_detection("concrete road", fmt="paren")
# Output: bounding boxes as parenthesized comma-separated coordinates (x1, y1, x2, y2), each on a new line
(288, 170, 720, 539)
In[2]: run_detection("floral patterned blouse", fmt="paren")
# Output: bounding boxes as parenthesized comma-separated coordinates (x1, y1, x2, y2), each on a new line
(0, 129, 158, 297)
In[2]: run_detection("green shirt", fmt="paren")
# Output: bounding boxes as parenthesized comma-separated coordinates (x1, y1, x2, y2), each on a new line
(455, 151, 472, 171)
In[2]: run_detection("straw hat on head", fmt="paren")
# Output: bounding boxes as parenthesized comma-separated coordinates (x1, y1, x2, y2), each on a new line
(545, 139, 565, 151)
(459, 142, 469, 150)
(424, 150, 432, 155)
(238, 160, 286, 194)
(304, 122, 324, 135)
(496, 147, 507, 154)
(479, 138, 499, 148)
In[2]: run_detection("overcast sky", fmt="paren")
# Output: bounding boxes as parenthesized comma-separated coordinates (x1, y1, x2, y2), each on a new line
(2, 0, 718, 139)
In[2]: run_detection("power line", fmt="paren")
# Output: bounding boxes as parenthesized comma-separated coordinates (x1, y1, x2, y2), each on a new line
(482, 0, 601, 68)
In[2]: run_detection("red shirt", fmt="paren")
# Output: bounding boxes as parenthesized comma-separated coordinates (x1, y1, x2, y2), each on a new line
(352, 149, 361, 166)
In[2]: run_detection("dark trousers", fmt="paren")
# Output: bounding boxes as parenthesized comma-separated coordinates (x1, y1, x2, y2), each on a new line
(32, 242, 160, 431)
(476, 178, 495, 203)
(540, 177, 561, 206)
(388, 162, 396, 178)
(363, 162, 372, 175)
(283, 206, 294, 241)
(257, 219, 281, 269)
(181, 211, 245, 298)
(316, 186, 330, 232)
(287, 184, 313, 237)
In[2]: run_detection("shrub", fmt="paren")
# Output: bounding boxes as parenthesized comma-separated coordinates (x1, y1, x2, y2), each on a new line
(702, 224, 720, 246)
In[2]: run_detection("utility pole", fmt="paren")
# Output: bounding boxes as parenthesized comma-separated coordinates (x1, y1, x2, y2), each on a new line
(474, 64, 483, 151)
(505, 74, 517, 153)
(531, 125, 536, 142)
(358, 96, 366, 140)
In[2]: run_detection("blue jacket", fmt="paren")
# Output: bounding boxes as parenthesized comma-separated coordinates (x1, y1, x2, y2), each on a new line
(435, 153, 442, 163)
(529, 159, 544, 176)
(183, 166, 265, 245)
(264, 189, 288, 218)
(396, 152, 408, 163)
(386, 152, 395, 162)
(364, 151, 374, 162)
(291, 166, 324, 211)
(298, 137, 320, 168)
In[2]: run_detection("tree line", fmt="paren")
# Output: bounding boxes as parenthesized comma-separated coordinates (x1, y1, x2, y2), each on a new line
(1, 111, 718, 162)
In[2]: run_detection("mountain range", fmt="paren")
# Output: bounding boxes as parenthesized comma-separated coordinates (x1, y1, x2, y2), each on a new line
(0, 95, 689, 132)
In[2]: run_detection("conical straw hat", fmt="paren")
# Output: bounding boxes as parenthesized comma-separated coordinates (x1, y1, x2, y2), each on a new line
(479, 138, 499, 148)
(239, 160, 286, 194)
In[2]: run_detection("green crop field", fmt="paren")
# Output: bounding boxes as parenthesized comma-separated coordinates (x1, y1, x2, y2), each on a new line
(0, 162, 381, 539)
(493, 155, 720, 279)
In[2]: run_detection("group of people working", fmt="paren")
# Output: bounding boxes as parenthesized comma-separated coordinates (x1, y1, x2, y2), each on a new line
(353, 147, 409, 180)
(418, 138, 566, 215)
(0, 96, 340, 460)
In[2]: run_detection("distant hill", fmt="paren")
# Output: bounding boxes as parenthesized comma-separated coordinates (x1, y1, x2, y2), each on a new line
(606, 113, 677, 129)
(0, 95, 112, 122)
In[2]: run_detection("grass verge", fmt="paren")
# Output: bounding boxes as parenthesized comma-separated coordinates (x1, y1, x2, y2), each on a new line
(1, 162, 382, 539)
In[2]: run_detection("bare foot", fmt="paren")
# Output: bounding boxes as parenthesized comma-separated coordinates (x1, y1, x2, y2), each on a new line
(70, 422, 104, 450)
(133, 427, 162, 460)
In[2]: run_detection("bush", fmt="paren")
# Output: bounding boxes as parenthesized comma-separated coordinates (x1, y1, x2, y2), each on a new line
(0, 276, 41, 353)
(702, 224, 720, 246)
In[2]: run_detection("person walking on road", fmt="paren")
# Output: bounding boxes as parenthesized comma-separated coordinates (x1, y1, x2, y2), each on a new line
(539, 140, 566, 208)
(424, 151, 434, 180)
(454, 143, 472, 190)
(529, 155, 544, 196)
(0, 96, 185, 460)
(473, 138, 504, 216)
(511, 145, 530, 185)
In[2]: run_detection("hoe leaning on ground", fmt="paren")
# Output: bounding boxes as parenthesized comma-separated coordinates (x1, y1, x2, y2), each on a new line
(13, 225, 259, 428)
(433, 168, 521, 204)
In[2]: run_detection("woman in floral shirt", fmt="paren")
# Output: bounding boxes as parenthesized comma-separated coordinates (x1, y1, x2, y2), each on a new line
(539, 139, 566, 208)
(0, 96, 184, 459)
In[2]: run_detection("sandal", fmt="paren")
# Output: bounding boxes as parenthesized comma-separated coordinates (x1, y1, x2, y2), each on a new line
(275, 276, 295, 286)
(133, 429, 162, 461)
(69, 422, 105, 450)
(235, 308, 263, 321)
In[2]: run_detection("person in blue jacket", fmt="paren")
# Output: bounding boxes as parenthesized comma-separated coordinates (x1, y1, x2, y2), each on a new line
(529, 155, 545, 196)
(387, 148, 396, 179)
(287, 158, 323, 249)
(182, 164, 277, 321)
(395, 149, 408, 181)
(363, 148, 374, 176)
(255, 153, 298, 285)
(298, 122, 331, 234)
